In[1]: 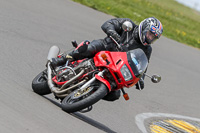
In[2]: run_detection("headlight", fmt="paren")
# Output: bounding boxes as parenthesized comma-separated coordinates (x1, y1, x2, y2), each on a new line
(120, 64, 133, 81)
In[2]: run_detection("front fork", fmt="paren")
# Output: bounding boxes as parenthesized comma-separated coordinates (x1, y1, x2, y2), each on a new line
(95, 70, 130, 101)
(94, 70, 111, 91)
(77, 69, 111, 94)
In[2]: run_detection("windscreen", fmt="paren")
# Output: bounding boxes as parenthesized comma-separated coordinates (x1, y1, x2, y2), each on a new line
(127, 48, 148, 76)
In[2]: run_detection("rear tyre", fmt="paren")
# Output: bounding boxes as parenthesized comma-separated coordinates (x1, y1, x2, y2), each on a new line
(32, 70, 51, 95)
(61, 82, 108, 113)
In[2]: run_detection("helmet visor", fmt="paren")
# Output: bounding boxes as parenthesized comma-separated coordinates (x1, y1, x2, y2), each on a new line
(145, 31, 157, 44)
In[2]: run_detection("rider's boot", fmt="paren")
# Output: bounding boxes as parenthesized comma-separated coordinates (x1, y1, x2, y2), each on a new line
(50, 54, 74, 68)
(50, 40, 90, 68)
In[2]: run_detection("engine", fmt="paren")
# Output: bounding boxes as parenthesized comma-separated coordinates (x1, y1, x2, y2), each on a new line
(76, 59, 96, 73)
(56, 59, 96, 82)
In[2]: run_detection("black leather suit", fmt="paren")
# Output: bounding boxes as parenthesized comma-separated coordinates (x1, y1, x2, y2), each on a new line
(70, 18, 152, 62)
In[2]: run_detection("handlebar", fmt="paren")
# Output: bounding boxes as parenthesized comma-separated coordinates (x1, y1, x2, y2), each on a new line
(109, 36, 123, 51)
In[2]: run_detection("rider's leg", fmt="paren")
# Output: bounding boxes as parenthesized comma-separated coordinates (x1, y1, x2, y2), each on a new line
(51, 39, 105, 68)
(71, 39, 106, 60)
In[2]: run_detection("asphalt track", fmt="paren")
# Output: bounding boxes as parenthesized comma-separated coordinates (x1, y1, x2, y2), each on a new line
(0, 0, 200, 133)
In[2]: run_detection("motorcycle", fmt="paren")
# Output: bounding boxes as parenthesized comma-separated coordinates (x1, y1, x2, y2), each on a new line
(32, 21, 161, 113)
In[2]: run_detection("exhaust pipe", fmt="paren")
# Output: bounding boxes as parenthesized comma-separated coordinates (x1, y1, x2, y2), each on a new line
(47, 46, 60, 92)
(47, 63, 59, 92)
(47, 45, 60, 60)
(46, 45, 86, 96)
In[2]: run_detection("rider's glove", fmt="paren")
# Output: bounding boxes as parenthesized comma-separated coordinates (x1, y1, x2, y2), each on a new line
(121, 44, 129, 52)
(135, 78, 144, 90)
(108, 30, 120, 42)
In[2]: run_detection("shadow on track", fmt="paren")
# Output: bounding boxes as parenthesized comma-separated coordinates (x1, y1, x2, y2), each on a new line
(43, 96, 117, 133)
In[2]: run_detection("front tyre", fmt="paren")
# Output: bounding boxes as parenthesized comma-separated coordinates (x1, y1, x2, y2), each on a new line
(32, 70, 51, 95)
(61, 82, 108, 113)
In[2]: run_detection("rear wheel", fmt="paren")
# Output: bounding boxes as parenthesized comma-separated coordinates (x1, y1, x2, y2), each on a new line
(32, 70, 51, 95)
(61, 81, 108, 113)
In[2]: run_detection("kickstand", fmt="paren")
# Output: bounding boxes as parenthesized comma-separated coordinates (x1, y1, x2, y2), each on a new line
(79, 106, 93, 113)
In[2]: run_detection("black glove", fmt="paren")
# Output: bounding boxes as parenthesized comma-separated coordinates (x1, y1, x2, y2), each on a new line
(121, 44, 129, 52)
(108, 30, 120, 42)
(135, 78, 144, 90)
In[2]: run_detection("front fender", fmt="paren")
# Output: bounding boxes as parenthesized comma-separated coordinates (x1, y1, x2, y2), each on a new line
(95, 75, 111, 92)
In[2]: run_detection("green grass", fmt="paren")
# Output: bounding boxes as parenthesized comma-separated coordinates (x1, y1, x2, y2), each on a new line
(73, 0, 200, 49)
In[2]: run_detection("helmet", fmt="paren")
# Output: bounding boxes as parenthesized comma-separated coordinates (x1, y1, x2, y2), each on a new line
(138, 17, 163, 46)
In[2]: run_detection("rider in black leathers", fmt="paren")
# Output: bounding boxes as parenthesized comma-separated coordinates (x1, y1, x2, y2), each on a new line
(51, 17, 163, 101)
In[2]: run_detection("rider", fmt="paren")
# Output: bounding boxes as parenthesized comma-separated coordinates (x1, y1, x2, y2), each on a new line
(51, 17, 163, 101)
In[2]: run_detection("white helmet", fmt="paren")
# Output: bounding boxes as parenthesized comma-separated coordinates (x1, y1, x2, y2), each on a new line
(139, 17, 163, 46)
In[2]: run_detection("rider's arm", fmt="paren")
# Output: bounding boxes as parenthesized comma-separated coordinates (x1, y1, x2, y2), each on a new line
(101, 18, 136, 36)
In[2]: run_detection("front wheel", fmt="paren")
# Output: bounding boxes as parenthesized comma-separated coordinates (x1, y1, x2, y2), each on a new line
(61, 81, 108, 113)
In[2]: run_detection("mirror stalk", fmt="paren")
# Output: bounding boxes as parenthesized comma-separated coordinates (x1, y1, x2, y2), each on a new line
(143, 73, 161, 83)
(143, 73, 152, 78)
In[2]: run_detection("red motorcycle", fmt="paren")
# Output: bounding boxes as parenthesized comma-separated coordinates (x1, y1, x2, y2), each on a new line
(32, 21, 161, 113)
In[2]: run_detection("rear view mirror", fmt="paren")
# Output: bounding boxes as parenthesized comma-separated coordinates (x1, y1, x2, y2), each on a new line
(122, 21, 133, 32)
(151, 75, 161, 83)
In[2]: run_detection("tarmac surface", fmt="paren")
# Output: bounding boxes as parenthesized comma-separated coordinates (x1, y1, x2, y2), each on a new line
(0, 0, 200, 132)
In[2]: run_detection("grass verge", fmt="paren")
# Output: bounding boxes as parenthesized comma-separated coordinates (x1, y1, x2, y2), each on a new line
(73, 0, 200, 49)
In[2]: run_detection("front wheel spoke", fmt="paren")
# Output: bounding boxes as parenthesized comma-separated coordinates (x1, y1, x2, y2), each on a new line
(66, 86, 99, 104)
